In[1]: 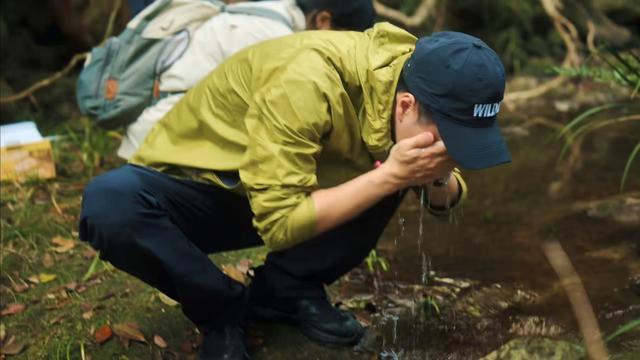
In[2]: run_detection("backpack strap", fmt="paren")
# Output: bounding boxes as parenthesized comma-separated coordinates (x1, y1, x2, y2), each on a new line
(221, 3, 294, 30)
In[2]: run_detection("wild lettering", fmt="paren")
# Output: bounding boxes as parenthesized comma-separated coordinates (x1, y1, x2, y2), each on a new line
(473, 102, 501, 117)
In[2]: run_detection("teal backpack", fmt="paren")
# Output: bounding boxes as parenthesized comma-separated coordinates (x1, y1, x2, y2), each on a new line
(76, 0, 293, 129)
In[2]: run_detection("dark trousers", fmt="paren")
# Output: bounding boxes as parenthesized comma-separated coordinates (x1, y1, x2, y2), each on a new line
(79, 164, 403, 331)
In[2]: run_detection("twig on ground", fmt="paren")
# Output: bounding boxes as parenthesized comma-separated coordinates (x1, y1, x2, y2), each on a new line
(542, 240, 609, 360)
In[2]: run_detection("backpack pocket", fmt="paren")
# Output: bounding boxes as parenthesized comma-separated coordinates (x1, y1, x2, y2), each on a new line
(76, 37, 119, 119)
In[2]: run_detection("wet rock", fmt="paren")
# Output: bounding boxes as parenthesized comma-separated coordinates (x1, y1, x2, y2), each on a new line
(585, 196, 640, 225)
(479, 337, 583, 360)
(454, 284, 538, 317)
(585, 244, 634, 262)
(431, 277, 473, 290)
(508, 316, 566, 337)
(502, 125, 531, 139)
(553, 100, 572, 112)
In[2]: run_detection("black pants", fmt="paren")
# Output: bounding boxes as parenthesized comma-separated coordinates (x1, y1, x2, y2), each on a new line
(79, 164, 403, 331)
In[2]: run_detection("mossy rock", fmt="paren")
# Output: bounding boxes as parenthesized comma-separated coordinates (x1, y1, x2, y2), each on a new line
(480, 337, 583, 360)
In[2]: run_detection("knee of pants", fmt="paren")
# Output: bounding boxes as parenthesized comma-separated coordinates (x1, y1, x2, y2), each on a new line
(78, 167, 146, 255)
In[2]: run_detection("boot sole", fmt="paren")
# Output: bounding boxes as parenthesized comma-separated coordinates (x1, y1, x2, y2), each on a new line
(251, 305, 364, 346)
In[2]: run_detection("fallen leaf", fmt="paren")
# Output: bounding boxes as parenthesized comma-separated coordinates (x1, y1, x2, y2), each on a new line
(0, 335, 25, 355)
(45, 300, 70, 310)
(12, 283, 29, 293)
(113, 323, 146, 343)
(158, 292, 179, 307)
(64, 282, 78, 291)
(0, 323, 5, 342)
(38, 273, 57, 283)
(82, 310, 95, 320)
(51, 236, 76, 253)
(236, 259, 252, 275)
(153, 335, 168, 349)
(0, 303, 26, 317)
(94, 324, 113, 344)
(42, 253, 55, 268)
(80, 303, 93, 311)
(86, 278, 102, 287)
(77, 285, 88, 293)
(221, 264, 247, 285)
(49, 314, 65, 325)
(82, 249, 97, 259)
(27, 276, 40, 284)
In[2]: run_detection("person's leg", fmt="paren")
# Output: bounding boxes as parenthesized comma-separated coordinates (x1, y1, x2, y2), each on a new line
(79, 164, 262, 332)
(253, 190, 404, 298)
(250, 190, 406, 344)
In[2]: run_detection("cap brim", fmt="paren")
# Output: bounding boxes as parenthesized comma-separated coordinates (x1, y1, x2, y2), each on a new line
(433, 112, 512, 170)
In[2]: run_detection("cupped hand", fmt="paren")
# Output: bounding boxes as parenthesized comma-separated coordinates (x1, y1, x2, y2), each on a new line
(381, 132, 456, 189)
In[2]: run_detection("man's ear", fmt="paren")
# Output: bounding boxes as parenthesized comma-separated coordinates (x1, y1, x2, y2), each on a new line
(313, 10, 333, 30)
(395, 92, 418, 122)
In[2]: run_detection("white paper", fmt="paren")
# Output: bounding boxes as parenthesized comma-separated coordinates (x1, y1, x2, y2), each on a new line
(0, 121, 44, 148)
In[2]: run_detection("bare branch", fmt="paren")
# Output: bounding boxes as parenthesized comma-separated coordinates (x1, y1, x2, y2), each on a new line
(0, 0, 123, 106)
(504, 0, 582, 105)
(0, 53, 88, 106)
(373, 0, 437, 28)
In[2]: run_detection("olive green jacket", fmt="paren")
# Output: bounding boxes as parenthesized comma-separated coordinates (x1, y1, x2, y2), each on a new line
(131, 22, 466, 250)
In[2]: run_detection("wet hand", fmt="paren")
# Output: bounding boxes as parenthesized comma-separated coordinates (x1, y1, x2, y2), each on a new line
(381, 132, 456, 189)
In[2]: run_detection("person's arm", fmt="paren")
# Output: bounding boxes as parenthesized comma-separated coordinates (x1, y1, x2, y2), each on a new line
(312, 133, 454, 234)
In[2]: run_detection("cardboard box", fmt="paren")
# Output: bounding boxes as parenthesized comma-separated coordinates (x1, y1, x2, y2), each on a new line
(1, 122, 56, 182)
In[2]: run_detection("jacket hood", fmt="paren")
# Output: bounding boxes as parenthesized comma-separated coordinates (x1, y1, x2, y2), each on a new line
(355, 22, 416, 160)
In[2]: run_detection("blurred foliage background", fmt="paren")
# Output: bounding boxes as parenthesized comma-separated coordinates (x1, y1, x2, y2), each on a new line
(0, 0, 638, 124)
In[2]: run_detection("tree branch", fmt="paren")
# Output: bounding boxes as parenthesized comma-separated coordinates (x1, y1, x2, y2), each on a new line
(373, 0, 437, 28)
(504, 0, 582, 105)
(0, 0, 122, 106)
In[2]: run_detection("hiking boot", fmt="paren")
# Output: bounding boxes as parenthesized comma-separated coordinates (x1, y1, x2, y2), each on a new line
(251, 297, 365, 346)
(198, 326, 250, 360)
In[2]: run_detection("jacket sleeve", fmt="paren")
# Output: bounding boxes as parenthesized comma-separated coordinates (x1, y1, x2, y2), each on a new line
(239, 74, 334, 251)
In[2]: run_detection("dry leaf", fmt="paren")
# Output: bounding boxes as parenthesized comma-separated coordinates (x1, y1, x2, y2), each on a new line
(42, 253, 55, 268)
(51, 236, 76, 253)
(113, 323, 146, 343)
(27, 276, 40, 284)
(221, 264, 247, 285)
(38, 273, 57, 283)
(236, 259, 252, 275)
(64, 282, 78, 291)
(0, 303, 26, 317)
(0, 323, 5, 342)
(157, 292, 179, 307)
(82, 310, 95, 320)
(82, 249, 97, 259)
(153, 335, 168, 349)
(94, 324, 113, 344)
(49, 314, 65, 325)
(0, 335, 25, 355)
(12, 283, 29, 293)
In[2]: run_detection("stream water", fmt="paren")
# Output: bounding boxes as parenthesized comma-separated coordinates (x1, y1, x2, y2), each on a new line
(370, 122, 639, 358)
(249, 122, 639, 359)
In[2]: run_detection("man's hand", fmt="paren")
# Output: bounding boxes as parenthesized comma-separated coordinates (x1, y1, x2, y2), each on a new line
(380, 132, 456, 189)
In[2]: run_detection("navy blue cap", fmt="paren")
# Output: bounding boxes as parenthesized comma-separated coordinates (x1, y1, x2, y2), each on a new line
(402, 31, 511, 170)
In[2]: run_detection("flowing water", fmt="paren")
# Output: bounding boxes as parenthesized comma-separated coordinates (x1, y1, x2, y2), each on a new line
(370, 122, 640, 358)
(248, 122, 639, 359)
